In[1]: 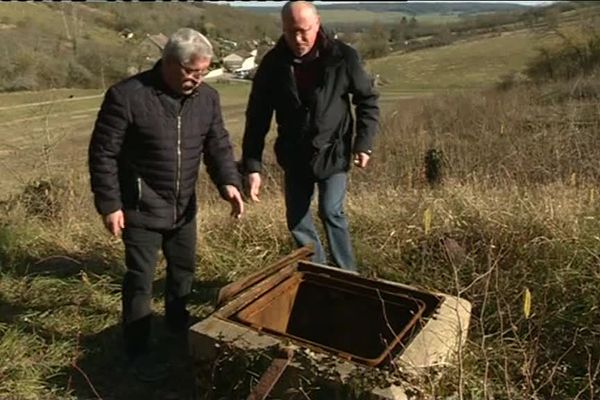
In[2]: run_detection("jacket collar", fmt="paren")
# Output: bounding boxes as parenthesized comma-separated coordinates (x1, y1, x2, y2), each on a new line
(274, 26, 343, 68)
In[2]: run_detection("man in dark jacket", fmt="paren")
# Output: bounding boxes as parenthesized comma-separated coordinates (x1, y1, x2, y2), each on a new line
(241, 1, 379, 271)
(88, 28, 243, 380)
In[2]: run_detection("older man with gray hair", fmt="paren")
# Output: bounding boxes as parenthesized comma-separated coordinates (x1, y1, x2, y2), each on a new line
(88, 28, 243, 381)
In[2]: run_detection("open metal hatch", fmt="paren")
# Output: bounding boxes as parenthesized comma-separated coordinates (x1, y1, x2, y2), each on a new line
(215, 247, 444, 368)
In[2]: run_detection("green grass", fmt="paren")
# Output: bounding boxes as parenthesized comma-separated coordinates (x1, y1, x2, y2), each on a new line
(319, 10, 462, 25)
(0, 89, 103, 108)
(0, 82, 249, 129)
(261, 9, 463, 25)
(0, 82, 247, 110)
(210, 81, 251, 107)
(0, 97, 103, 127)
(0, 82, 248, 128)
(368, 28, 562, 93)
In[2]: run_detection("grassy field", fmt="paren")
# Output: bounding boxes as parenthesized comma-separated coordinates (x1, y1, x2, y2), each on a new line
(0, 83, 249, 112)
(368, 28, 562, 93)
(0, 81, 251, 197)
(0, 89, 103, 108)
(316, 10, 462, 25)
(1, 11, 600, 400)
(366, 25, 567, 112)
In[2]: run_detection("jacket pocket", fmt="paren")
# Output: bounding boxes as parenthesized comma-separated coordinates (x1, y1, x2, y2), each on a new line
(310, 138, 346, 180)
(274, 135, 309, 171)
(310, 113, 351, 180)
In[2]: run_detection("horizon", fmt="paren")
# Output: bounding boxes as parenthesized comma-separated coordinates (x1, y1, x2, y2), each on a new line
(217, 1, 555, 8)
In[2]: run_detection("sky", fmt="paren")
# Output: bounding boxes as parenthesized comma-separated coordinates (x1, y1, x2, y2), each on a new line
(222, 1, 555, 7)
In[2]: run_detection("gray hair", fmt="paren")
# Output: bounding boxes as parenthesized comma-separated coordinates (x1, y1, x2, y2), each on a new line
(162, 28, 213, 64)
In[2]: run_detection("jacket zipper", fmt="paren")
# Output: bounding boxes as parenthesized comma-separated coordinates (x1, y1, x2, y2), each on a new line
(174, 114, 182, 225)
(289, 65, 302, 108)
(136, 177, 142, 211)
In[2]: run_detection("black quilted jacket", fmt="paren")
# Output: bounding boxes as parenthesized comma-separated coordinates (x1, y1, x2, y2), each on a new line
(88, 61, 241, 230)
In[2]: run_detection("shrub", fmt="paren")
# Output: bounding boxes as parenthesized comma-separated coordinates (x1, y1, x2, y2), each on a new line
(526, 29, 600, 82)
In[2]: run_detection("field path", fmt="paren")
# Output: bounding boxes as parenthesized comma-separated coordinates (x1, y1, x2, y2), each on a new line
(0, 94, 104, 112)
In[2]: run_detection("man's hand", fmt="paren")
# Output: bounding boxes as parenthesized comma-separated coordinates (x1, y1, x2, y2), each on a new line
(247, 172, 261, 202)
(103, 210, 125, 237)
(223, 185, 244, 219)
(353, 152, 371, 168)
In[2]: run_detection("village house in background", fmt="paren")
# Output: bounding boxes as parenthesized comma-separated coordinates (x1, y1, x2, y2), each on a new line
(221, 49, 258, 78)
(126, 31, 263, 80)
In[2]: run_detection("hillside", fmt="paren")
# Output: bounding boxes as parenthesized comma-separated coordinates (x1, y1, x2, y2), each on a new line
(0, 2, 279, 91)
(238, 1, 531, 25)
(365, 1, 600, 97)
(240, 2, 530, 16)
(368, 28, 561, 95)
(84, 2, 279, 41)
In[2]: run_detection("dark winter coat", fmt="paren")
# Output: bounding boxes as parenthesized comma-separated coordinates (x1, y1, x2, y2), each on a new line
(241, 28, 379, 179)
(88, 61, 241, 230)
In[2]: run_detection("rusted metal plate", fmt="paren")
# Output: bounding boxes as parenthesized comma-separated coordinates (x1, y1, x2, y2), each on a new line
(235, 274, 301, 332)
(217, 246, 314, 307)
(246, 349, 294, 400)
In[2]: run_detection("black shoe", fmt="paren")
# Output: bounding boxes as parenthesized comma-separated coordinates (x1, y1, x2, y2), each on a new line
(165, 309, 190, 334)
(128, 353, 169, 382)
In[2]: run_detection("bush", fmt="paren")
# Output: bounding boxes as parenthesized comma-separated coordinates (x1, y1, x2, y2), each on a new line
(495, 71, 527, 91)
(75, 41, 133, 87)
(36, 55, 69, 89)
(358, 21, 390, 59)
(16, 178, 69, 221)
(526, 30, 600, 82)
(2, 75, 39, 92)
(67, 61, 95, 88)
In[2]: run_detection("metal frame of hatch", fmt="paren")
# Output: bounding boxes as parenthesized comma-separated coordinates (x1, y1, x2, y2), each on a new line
(214, 247, 444, 368)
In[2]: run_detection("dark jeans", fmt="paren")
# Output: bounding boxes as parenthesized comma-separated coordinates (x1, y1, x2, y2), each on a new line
(121, 217, 197, 358)
(284, 171, 356, 271)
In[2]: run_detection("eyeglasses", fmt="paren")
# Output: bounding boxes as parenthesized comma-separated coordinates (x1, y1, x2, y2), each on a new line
(283, 24, 316, 39)
(178, 62, 210, 79)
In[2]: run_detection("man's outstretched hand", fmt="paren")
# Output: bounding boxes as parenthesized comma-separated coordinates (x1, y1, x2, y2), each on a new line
(353, 152, 370, 168)
(103, 209, 125, 237)
(247, 172, 261, 203)
(223, 185, 244, 218)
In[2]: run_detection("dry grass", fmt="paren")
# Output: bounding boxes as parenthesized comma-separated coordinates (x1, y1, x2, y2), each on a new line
(363, 79, 600, 191)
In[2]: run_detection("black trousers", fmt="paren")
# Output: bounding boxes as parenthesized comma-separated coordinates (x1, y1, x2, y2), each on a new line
(121, 217, 197, 358)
